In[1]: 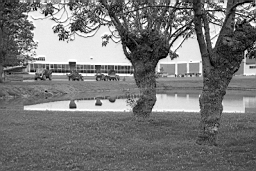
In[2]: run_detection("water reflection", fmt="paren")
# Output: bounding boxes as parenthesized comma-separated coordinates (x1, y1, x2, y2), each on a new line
(23, 93, 256, 113)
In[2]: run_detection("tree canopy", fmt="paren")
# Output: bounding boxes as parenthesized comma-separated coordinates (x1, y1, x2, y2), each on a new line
(27, 0, 196, 117)
(28, 1, 195, 57)
(0, 1, 37, 68)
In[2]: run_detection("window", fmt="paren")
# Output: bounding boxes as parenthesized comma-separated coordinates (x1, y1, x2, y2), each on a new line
(30, 64, 34, 69)
(109, 65, 114, 70)
(57, 64, 62, 69)
(249, 66, 256, 69)
(52, 69, 57, 73)
(77, 65, 83, 70)
(37, 64, 42, 68)
(39, 57, 45, 61)
(65, 65, 70, 70)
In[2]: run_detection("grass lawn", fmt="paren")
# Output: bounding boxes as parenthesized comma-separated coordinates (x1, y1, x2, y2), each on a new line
(11, 74, 256, 90)
(1, 75, 256, 170)
(0, 110, 255, 171)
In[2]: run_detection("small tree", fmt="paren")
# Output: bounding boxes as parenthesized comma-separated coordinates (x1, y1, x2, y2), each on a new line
(29, 0, 193, 119)
(190, 0, 256, 145)
(2, 18, 37, 67)
(0, 0, 37, 82)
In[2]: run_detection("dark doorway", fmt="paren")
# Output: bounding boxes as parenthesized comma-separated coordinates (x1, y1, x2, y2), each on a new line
(69, 62, 76, 71)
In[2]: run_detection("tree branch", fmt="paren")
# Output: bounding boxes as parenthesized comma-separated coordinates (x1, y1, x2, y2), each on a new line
(123, 42, 131, 56)
(193, 0, 212, 71)
(168, 19, 193, 49)
(202, 11, 213, 55)
(214, 0, 236, 49)
(173, 30, 192, 53)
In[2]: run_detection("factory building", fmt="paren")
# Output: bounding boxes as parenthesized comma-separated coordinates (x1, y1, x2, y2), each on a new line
(157, 61, 202, 77)
(157, 55, 256, 77)
(23, 53, 255, 77)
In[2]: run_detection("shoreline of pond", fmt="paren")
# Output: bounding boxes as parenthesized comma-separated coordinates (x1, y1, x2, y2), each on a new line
(1, 76, 256, 109)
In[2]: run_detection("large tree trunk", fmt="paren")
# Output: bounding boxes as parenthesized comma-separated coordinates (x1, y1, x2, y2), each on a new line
(196, 40, 248, 146)
(0, 64, 3, 83)
(196, 69, 232, 146)
(0, 15, 3, 83)
(132, 59, 157, 119)
(192, 0, 256, 145)
(119, 29, 169, 119)
(0, 34, 3, 83)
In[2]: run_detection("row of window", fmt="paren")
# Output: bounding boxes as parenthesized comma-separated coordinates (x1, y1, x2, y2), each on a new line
(31, 64, 94, 69)
(249, 66, 256, 69)
(29, 63, 134, 74)
(33, 57, 45, 61)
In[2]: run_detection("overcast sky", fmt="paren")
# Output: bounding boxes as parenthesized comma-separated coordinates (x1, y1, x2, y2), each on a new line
(29, 11, 202, 64)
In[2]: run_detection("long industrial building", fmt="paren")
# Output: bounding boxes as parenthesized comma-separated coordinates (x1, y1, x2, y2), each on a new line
(23, 55, 256, 77)
(25, 57, 135, 76)
(157, 56, 255, 76)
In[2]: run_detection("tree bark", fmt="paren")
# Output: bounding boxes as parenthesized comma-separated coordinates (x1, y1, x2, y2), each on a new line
(197, 68, 232, 146)
(0, 35, 3, 83)
(0, 64, 3, 83)
(132, 59, 157, 119)
(197, 24, 256, 145)
(193, 0, 256, 146)
(0, 3, 3, 83)
(121, 30, 169, 119)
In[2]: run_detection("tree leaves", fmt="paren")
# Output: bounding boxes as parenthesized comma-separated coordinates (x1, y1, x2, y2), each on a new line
(0, 1, 37, 67)
(101, 34, 112, 47)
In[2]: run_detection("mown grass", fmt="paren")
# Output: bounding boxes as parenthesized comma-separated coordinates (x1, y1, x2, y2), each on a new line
(1, 76, 256, 170)
(0, 110, 255, 171)
(8, 74, 256, 90)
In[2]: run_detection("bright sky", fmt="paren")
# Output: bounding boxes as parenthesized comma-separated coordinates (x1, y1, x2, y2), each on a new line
(29, 11, 202, 65)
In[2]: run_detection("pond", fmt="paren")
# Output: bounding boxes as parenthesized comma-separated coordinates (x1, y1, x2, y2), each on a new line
(24, 93, 256, 113)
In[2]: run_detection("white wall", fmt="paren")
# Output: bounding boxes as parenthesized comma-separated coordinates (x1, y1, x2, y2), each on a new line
(244, 64, 256, 75)
(157, 61, 202, 76)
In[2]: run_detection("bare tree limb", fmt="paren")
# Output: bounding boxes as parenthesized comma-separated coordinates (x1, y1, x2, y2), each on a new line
(193, 0, 212, 71)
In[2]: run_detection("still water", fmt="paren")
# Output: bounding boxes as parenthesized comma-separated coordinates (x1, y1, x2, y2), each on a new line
(24, 93, 256, 113)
